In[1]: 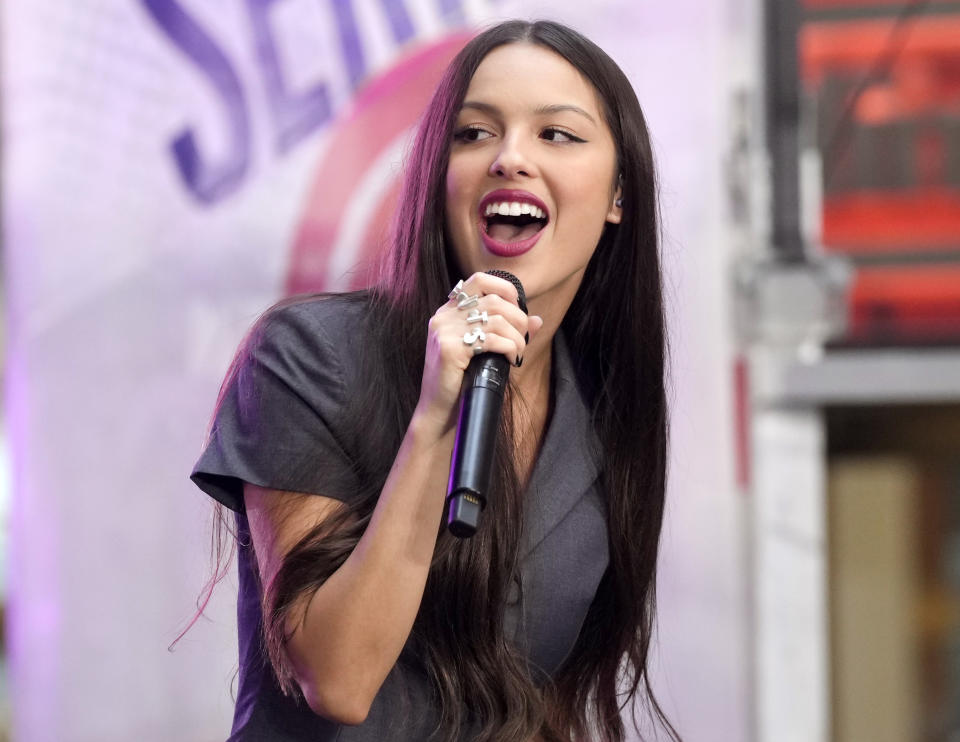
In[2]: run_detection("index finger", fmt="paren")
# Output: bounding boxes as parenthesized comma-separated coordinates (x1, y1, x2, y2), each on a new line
(461, 271, 522, 307)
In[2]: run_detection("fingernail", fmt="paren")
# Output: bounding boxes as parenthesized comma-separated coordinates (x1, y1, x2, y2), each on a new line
(524, 332, 529, 344)
(515, 355, 523, 368)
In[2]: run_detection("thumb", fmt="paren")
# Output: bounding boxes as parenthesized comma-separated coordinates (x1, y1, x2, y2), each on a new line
(528, 315, 545, 339)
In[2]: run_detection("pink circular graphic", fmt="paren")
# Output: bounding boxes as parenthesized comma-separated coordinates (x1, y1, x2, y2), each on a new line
(286, 32, 473, 295)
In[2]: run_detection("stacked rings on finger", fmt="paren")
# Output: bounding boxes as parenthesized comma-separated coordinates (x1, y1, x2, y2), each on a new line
(450, 280, 487, 353)
(463, 328, 486, 345)
(447, 280, 464, 300)
(448, 279, 480, 309)
(463, 328, 486, 355)
(457, 294, 480, 309)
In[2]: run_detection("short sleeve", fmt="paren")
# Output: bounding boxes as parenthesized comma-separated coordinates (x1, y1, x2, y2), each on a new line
(190, 300, 362, 513)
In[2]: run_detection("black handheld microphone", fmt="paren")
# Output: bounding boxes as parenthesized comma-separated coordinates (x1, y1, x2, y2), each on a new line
(445, 270, 527, 538)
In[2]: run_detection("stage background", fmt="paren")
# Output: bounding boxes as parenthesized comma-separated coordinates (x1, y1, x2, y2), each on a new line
(2, 1, 750, 739)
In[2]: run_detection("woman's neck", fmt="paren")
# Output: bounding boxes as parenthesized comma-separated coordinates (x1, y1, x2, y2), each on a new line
(509, 320, 556, 489)
(511, 323, 552, 407)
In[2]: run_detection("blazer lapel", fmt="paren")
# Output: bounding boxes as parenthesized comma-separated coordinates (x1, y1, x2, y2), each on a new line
(521, 331, 602, 558)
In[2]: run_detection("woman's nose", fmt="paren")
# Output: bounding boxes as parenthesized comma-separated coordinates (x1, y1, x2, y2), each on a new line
(489, 135, 537, 179)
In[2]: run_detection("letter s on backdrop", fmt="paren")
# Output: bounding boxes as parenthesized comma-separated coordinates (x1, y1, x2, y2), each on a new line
(141, 0, 251, 204)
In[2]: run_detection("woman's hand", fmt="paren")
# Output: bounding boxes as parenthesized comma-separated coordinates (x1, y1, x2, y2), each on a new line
(414, 272, 542, 434)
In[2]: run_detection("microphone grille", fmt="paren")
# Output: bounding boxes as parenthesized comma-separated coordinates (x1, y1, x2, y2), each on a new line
(485, 270, 527, 314)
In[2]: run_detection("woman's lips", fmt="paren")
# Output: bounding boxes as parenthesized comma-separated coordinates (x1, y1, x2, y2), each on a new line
(477, 189, 549, 257)
(479, 218, 545, 257)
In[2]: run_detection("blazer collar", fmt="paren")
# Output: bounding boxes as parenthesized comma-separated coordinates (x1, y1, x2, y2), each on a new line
(521, 330, 602, 557)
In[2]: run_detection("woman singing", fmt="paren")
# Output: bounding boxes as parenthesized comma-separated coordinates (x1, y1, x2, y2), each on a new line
(191, 19, 679, 742)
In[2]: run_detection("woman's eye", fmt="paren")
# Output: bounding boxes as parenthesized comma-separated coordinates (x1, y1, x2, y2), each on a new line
(454, 127, 492, 143)
(541, 127, 585, 143)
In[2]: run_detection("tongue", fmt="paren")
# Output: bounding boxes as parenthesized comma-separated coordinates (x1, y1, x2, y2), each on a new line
(487, 221, 542, 243)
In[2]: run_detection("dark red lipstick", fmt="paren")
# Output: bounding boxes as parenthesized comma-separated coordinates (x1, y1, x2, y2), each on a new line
(478, 189, 550, 257)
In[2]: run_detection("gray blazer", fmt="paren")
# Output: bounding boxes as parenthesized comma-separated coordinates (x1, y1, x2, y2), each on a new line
(191, 295, 609, 741)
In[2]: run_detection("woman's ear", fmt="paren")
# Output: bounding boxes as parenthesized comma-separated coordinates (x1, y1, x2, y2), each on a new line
(606, 174, 623, 224)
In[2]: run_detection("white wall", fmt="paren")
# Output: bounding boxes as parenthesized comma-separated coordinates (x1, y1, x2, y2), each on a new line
(621, 2, 756, 739)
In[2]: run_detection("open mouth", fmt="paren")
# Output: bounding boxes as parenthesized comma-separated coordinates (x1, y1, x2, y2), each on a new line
(482, 202, 549, 244)
(477, 191, 551, 258)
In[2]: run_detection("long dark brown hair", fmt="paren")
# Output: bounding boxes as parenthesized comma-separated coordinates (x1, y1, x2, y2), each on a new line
(212, 19, 677, 742)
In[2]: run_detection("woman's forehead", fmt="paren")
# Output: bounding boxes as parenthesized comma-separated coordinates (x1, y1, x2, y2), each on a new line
(462, 43, 603, 117)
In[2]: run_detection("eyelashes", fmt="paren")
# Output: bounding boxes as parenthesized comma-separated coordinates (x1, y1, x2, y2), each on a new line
(453, 126, 493, 143)
(541, 127, 586, 143)
(453, 125, 587, 144)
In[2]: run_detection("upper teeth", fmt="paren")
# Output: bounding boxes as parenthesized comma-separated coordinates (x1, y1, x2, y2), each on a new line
(484, 201, 546, 219)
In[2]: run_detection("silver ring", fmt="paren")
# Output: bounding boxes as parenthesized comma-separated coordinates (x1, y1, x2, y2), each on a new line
(463, 329, 486, 345)
(457, 293, 480, 309)
(447, 279, 464, 300)
(466, 309, 488, 324)
(472, 343, 484, 355)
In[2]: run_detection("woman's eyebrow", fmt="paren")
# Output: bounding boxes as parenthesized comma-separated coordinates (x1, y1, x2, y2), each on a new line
(459, 100, 597, 125)
(533, 103, 596, 124)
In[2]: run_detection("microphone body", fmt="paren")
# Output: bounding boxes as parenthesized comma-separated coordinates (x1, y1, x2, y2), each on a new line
(445, 354, 510, 537)
(445, 270, 526, 538)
